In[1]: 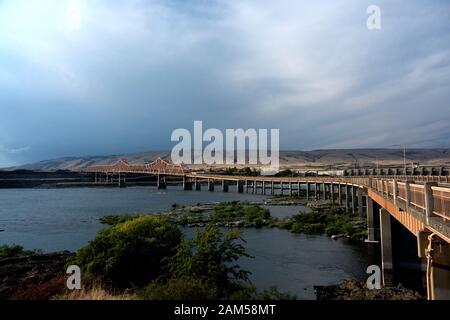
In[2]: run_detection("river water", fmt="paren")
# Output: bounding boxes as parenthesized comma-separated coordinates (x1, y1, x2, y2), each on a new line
(0, 186, 379, 299)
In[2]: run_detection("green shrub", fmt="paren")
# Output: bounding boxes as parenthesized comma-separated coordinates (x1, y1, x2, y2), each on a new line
(99, 214, 136, 226)
(165, 225, 252, 297)
(290, 223, 303, 233)
(0, 244, 38, 258)
(302, 223, 324, 234)
(71, 215, 182, 288)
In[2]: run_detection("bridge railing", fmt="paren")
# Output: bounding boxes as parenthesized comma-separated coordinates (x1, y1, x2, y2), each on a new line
(372, 179, 449, 222)
(432, 186, 450, 220)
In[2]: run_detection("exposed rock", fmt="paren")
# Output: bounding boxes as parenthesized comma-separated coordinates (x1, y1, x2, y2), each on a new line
(314, 278, 424, 300)
(0, 251, 72, 300)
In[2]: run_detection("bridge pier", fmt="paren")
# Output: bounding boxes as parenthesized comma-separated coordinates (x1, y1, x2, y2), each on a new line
(289, 182, 293, 196)
(253, 180, 257, 194)
(208, 179, 214, 192)
(306, 182, 310, 201)
(357, 188, 364, 221)
(271, 181, 275, 195)
(338, 184, 342, 206)
(237, 181, 244, 193)
(345, 185, 350, 210)
(117, 172, 125, 188)
(330, 183, 334, 204)
(183, 176, 193, 191)
(351, 186, 357, 214)
(262, 181, 266, 195)
(365, 197, 378, 243)
(380, 208, 394, 286)
(195, 179, 201, 191)
(157, 175, 166, 189)
(315, 183, 318, 200)
(221, 180, 229, 192)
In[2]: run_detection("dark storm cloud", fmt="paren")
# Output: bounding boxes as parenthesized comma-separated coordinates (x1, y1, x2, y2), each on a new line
(0, 0, 449, 166)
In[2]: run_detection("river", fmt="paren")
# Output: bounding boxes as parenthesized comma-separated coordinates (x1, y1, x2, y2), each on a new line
(0, 186, 379, 299)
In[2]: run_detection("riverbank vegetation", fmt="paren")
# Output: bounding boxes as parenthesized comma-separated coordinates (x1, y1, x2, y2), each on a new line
(277, 207, 367, 240)
(99, 200, 366, 240)
(0, 244, 40, 258)
(69, 215, 294, 300)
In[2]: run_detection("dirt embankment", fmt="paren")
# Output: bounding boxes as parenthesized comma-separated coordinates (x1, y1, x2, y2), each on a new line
(0, 252, 72, 300)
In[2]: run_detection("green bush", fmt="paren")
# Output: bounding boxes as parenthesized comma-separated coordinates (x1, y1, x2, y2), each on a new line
(290, 223, 303, 233)
(165, 225, 252, 297)
(71, 215, 182, 288)
(210, 202, 271, 224)
(0, 244, 38, 258)
(99, 214, 136, 226)
(302, 223, 324, 234)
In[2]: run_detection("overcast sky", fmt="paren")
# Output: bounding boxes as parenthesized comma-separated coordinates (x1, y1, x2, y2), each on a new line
(0, 0, 449, 166)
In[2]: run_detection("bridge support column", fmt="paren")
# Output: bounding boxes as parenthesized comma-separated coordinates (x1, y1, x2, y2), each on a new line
(262, 181, 266, 195)
(195, 179, 201, 191)
(338, 184, 342, 206)
(357, 188, 364, 221)
(253, 180, 257, 194)
(183, 176, 193, 191)
(245, 180, 249, 193)
(94, 173, 97, 184)
(157, 175, 167, 189)
(271, 181, 275, 195)
(315, 183, 318, 200)
(208, 179, 214, 192)
(306, 182, 310, 201)
(365, 197, 378, 243)
(289, 182, 293, 196)
(330, 183, 335, 204)
(237, 181, 244, 193)
(280, 182, 284, 195)
(221, 180, 229, 192)
(298, 182, 301, 197)
(351, 186, 357, 214)
(380, 208, 394, 286)
(345, 185, 350, 210)
(322, 183, 326, 200)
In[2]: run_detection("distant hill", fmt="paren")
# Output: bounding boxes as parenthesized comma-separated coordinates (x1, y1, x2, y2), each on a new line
(7, 148, 450, 171)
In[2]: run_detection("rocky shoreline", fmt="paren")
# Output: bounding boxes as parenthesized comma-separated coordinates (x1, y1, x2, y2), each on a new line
(0, 252, 425, 300)
(314, 279, 425, 300)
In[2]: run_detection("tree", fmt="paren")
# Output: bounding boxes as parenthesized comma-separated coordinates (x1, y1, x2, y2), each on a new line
(164, 225, 252, 296)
